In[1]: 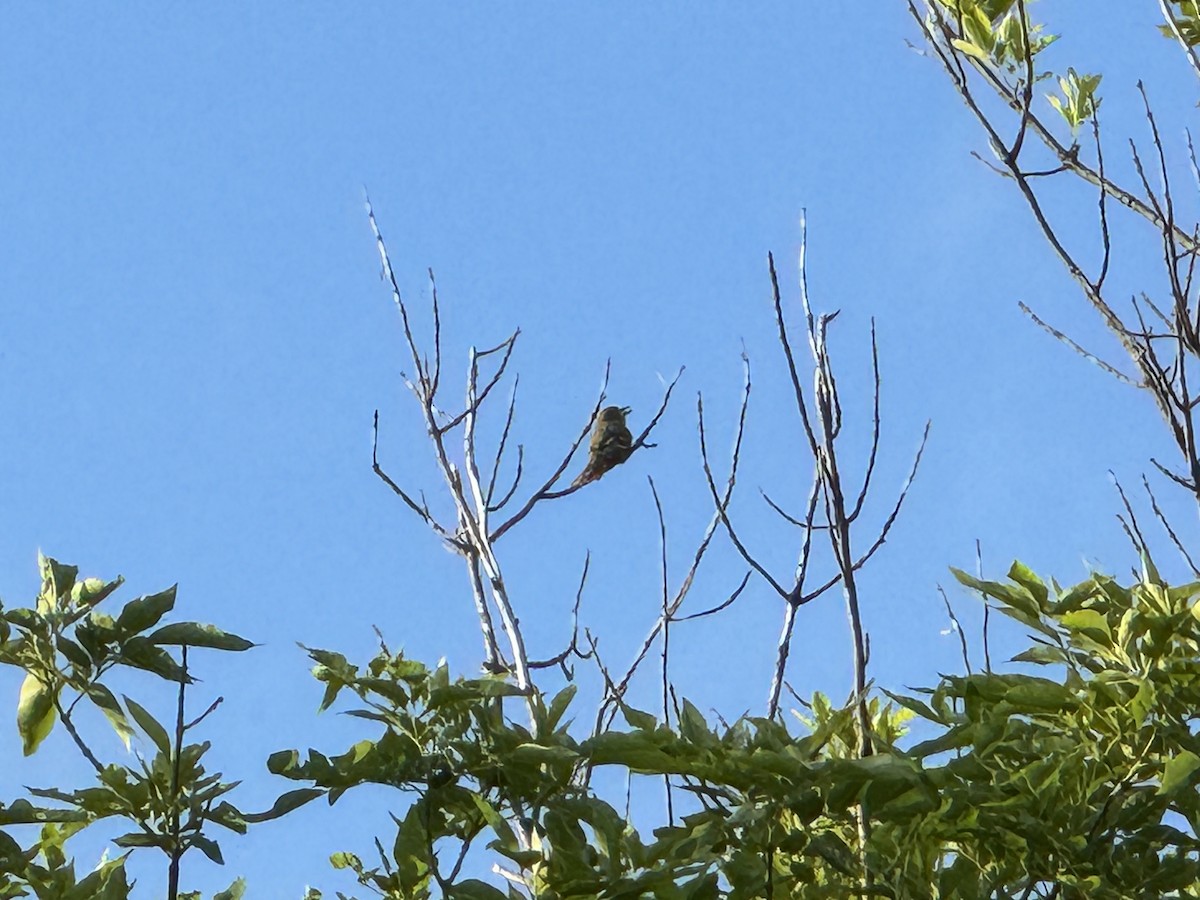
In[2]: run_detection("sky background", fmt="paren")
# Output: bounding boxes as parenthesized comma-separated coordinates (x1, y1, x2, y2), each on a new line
(2, 3, 1198, 896)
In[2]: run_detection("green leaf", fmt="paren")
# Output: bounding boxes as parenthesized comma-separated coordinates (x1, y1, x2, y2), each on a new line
(588, 731, 681, 773)
(1008, 561, 1048, 608)
(70, 575, 124, 609)
(115, 586, 177, 635)
(208, 801, 248, 834)
(621, 704, 657, 730)
(213, 878, 247, 900)
(17, 671, 57, 755)
(471, 794, 516, 850)
(124, 695, 171, 756)
(546, 684, 577, 732)
(243, 788, 325, 823)
(148, 622, 255, 651)
(113, 832, 170, 850)
(1160, 750, 1200, 795)
(72, 854, 131, 900)
(511, 743, 579, 765)
(1011, 644, 1069, 666)
(677, 699, 711, 746)
(1141, 547, 1163, 586)
(1003, 676, 1077, 712)
(951, 38, 991, 61)
(118, 637, 189, 681)
(190, 834, 225, 864)
(6, 607, 49, 636)
(55, 636, 92, 672)
(38, 554, 78, 609)
(1061, 609, 1112, 644)
(446, 880, 509, 900)
(86, 683, 134, 750)
(881, 689, 943, 724)
(0, 798, 87, 826)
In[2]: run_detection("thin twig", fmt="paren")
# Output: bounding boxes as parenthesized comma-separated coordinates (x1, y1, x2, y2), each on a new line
(649, 477, 675, 826)
(938, 585, 972, 675)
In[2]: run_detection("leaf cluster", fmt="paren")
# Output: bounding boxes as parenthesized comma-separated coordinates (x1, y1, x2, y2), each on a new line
(0, 556, 257, 899)
(280, 562, 1200, 898)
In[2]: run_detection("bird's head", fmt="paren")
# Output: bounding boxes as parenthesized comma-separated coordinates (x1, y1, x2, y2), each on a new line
(599, 405, 631, 423)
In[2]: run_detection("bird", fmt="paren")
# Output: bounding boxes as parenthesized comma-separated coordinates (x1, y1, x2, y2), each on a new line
(571, 405, 633, 488)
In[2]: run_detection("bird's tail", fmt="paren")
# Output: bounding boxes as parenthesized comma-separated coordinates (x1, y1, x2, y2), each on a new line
(571, 467, 598, 489)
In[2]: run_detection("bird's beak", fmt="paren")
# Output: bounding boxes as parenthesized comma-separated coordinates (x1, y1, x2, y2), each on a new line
(621, 406, 632, 416)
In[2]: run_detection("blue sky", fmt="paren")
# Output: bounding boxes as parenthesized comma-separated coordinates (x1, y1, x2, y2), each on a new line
(2, 3, 1196, 895)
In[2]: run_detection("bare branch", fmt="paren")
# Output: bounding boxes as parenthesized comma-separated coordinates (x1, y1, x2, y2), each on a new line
(1151, 455, 1197, 491)
(760, 488, 817, 529)
(794, 420, 931, 605)
(440, 330, 520, 434)
(674, 571, 752, 622)
(648, 477, 675, 826)
(366, 195, 429, 388)
(848, 320, 882, 522)
(486, 378, 521, 510)
(938, 584, 972, 675)
(529, 553, 593, 673)
(428, 268, 443, 398)
(372, 410, 462, 549)
(1111, 471, 1151, 557)
(699, 389, 790, 600)
(1017, 302, 1137, 385)
(1142, 474, 1200, 576)
(601, 357, 750, 726)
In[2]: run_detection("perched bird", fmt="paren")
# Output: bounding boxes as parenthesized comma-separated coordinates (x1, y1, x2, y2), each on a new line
(572, 405, 633, 488)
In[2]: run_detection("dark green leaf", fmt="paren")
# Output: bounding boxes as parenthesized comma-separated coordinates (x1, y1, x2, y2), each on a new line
(243, 788, 325, 823)
(147, 621, 254, 651)
(115, 586, 176, 635)
(123, 695, 171, 756)
(117, 637, 188, 681)
(190, 834, 225, 864)
(55, 636, 92, 672)
(446, 880, 509, 900)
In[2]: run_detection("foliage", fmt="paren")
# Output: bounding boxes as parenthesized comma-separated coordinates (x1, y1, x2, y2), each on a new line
(0, 555, 261, 899)
(277, 560, 1200, 897)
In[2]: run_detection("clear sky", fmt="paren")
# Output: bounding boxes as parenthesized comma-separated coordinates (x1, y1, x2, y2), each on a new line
(2, 3, 1196, 896)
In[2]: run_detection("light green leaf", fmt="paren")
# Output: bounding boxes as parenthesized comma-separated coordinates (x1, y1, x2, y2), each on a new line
(1160, 750, 1200, 795)
(18, 671, 57, 755)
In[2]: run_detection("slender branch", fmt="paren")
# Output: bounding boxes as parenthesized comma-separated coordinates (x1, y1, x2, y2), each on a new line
(1017, 304, 1136, 385)
(166, 645, 189, 900)
(1142, 474, 1200, 576)
(440, 331, 520, 434)
(372, 411, 463, 549)
(674, 572, 752, 622)
(977, 539, 992, 674)
(601, 357, 749, 727)
(848, 321, 883, 522)
(649, 477, 675, 826)
(938, 585, 972, 675)
(486, 378, 520, 508)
